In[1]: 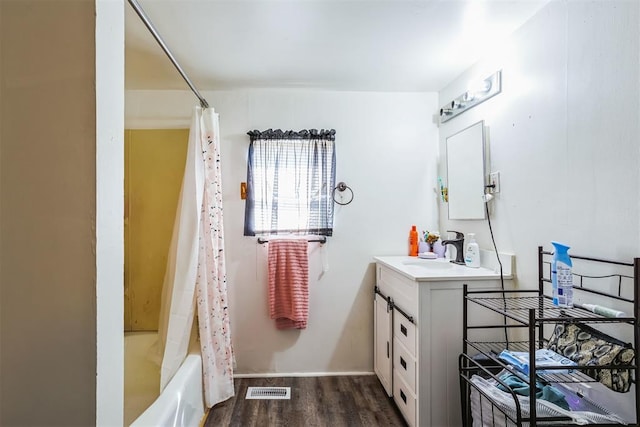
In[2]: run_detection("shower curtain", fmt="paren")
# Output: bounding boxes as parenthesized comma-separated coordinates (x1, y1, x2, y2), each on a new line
(157, 106, 234, 408)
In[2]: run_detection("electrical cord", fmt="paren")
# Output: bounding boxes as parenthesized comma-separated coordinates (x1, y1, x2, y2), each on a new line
(485, 201, 509, 347)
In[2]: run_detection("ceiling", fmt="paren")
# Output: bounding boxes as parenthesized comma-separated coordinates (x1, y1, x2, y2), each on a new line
(125, 0, 550, 92)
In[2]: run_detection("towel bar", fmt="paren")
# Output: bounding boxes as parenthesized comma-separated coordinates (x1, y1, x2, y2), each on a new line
(257, 237, 327, 244)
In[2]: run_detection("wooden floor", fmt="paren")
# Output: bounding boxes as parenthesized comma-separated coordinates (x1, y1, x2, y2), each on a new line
(204, 375, 407, 427)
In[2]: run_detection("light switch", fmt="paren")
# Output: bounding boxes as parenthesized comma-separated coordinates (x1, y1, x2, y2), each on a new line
(489, 172, 500, 194)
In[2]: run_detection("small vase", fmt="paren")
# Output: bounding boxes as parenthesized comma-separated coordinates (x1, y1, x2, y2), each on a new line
(432, 240, 446, 258)
(418, 241, 431, 254)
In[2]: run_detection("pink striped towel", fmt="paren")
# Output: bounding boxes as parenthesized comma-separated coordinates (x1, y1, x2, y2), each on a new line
(268, 239, 309, 330)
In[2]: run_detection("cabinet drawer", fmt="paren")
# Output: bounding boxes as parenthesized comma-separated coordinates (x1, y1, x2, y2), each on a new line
(393, 368, 416, 427)
(377, 265, 418, 316)
(393, 309, 416, 356)
(393, 337, 416, 392)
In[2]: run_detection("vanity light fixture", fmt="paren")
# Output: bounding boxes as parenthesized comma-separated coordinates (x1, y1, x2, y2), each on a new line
(439, 70, 502, 123)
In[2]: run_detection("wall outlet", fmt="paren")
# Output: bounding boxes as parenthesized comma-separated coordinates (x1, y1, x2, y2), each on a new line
(489, 172, 500, 194)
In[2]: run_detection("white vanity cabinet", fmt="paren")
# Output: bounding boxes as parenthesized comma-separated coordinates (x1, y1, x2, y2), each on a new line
(374, 256, 513, 427)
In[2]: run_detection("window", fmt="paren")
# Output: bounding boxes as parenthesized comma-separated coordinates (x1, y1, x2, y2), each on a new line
(243, 129, 336, 237)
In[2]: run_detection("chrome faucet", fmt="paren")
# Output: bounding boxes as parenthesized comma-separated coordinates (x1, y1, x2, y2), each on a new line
(441, 230, 465, 265)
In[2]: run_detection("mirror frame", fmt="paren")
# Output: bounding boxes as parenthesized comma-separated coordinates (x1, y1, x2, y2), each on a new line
(446, 121, 486, 220)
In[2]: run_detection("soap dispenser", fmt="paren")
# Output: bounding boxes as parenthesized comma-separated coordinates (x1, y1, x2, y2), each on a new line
(464, 233, 480, 268)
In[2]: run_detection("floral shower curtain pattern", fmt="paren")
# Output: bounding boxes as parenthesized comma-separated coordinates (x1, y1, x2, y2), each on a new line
(194, 108, 234, 406)
(158, 106, 234, 408)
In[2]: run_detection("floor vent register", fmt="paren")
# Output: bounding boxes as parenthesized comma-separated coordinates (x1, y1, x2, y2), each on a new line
(245, 386, 291, 400)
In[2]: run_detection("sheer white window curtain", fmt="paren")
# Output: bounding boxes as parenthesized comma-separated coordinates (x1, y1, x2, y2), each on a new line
(243, 129, 336, 237)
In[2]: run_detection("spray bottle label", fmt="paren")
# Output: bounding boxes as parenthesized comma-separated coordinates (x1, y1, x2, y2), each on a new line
(551, 266, 558, 305)
(556, 261, 573, 307)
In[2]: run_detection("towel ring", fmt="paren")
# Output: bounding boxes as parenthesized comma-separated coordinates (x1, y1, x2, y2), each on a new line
(332, 181, 354, 206)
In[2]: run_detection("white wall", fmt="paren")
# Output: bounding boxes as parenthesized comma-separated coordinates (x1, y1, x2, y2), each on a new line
(126, 89, 439, 374)
(438, 0, 640, 289)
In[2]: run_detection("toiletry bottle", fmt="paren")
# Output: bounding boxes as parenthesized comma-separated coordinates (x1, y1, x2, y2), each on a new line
(581, 304, 626, 318)
(409, 225, 418, 257)
(551, 241, 573, 308)
(464, 233, 480, 268)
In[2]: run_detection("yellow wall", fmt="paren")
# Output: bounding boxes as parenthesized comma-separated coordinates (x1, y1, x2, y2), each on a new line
(125, 129, 189, 331)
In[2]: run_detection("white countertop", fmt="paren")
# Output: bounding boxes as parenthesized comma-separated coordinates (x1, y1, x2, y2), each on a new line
(374, 252, 514, 282)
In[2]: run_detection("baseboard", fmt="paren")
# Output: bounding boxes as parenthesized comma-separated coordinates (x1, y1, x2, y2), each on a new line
(233, 371, 375, 378)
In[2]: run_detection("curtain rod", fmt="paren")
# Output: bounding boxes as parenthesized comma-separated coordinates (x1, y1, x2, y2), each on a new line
(127, 0, 210, 109)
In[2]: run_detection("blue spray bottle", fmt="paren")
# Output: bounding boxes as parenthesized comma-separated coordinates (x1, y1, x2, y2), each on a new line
(551, 242, 573, 308)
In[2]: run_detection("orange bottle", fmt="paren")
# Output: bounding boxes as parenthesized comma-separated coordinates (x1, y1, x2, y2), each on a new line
(409, 225, 419, 256)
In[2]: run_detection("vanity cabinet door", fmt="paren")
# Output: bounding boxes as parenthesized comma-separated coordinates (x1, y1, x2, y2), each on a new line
(374, 293, 393, 396)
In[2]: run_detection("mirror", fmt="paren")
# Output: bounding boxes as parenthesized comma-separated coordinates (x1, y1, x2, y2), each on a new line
(446, 121, 486, 220)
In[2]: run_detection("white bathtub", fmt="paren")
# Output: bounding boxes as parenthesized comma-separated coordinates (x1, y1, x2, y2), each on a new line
(125, 332, 205, 427)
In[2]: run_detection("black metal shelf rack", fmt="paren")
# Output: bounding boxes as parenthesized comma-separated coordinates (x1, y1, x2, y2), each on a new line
(459, 246, 640, 426)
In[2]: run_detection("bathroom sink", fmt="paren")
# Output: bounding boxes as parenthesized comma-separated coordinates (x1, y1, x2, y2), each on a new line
(402, 259, 453, 270)
(375, 255, 513, 281)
